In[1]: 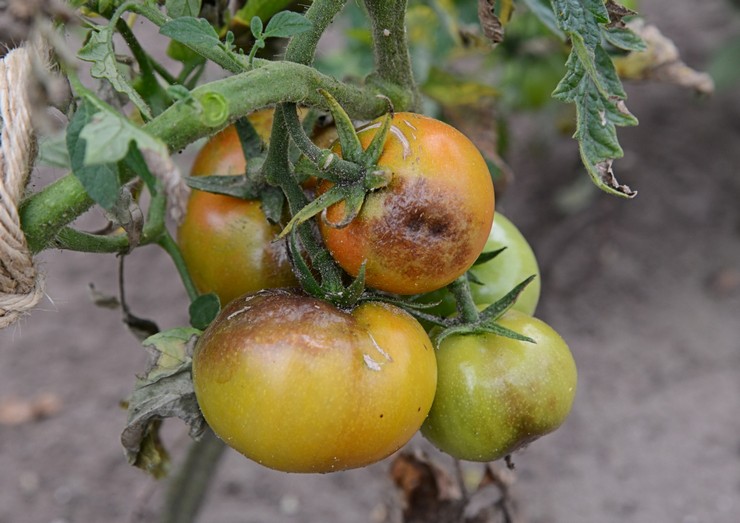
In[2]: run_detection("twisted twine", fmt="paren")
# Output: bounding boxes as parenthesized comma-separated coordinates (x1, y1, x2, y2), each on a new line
(0, 43, 45, 329)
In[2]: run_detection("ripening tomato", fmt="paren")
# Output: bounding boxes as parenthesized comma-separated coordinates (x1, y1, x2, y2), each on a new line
(177, 113, 296, 306)
(424, 213, 541, 317)
(421, 310, 577, 462)
(192, 290, 438, 473)
(318, 112, 495, 295)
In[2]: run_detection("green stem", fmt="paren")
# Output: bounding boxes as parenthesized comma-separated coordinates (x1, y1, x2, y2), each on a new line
(449, 276, 480, 323)
(159, 429, 226, 523)
(20, 175, 94, 254)
(146, 61, 389, 153)
(284, 0, 349, 65)
(158, 230, 199, 302)
(264, 0, 352, 292)
(363, 0, 420, 111)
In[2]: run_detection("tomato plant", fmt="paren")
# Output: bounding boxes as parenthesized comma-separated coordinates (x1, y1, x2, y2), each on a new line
(421, 310, 577, 462)
(177, 119, 296, 306)
(1, 0, 701, 518)
(192, 289, 437, 473)
(319, 112, 495, 295)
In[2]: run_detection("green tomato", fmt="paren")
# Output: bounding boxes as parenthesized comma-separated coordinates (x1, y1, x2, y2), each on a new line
(421, 310, 577, 462)
(425, 213, 541, 317)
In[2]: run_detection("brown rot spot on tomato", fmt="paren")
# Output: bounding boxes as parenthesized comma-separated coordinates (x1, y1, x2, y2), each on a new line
(367, 177, 476, 281)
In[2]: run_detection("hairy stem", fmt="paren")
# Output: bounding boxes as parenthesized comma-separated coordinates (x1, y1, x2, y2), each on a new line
(363, 0, 420, 111)
(450, 276, 480, 323)
(159, 429, 227, 523)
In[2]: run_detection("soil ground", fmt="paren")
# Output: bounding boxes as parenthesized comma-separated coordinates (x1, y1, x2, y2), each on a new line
(2, 1, 740, 522)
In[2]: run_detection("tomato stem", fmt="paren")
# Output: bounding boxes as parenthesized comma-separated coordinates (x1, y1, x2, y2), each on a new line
(160, 429, 226, 523)
(450, 276, 481, 324)
(363, 0, 421, 111)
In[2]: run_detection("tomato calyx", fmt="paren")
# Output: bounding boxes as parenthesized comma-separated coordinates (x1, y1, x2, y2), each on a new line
(390, 272, 538, 346)
(182, 115, 286, 223)
(286, 227, 368, 309)
(278, 90, 395, 238)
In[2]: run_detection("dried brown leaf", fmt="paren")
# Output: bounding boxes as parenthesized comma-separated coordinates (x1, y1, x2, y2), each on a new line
(614, 19, 715, 95)
(605, 0, 637, 28)
(478, 0, 504, 46)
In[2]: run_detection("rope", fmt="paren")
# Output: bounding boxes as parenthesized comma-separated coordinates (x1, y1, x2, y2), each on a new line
(0, 43, 44, 329)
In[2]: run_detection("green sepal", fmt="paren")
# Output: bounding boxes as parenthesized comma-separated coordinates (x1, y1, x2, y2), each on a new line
(473, 247, 506, 266)
(278, 185, 347, 238)
(479, 275, 537, 322)
(362, 111, 393, 166)
(287, 228, 324, 298)
(334, 262, 367, 309)
(318, 88, 363, 163)
(321, 186, 366, 229)
(234, 115, 265, 159)
(259, 186, 285, 225)
(184, 174, 262, 199)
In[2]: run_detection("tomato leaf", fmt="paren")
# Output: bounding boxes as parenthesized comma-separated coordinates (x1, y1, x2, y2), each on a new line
(520, 0, 565, 40)
(160, 17, 246, 73)
(121, 328, 206, 478)
(603, 26, 646, 52)
(189, 293, 220, 330)
(234, 0, 295, 28)
(263, 11, 313, 39)
(77, 25, 153, 120)
(550, 0, 640, 197)
(79, 111, 168, 166)
(66, 101, 121, 210)
(165, 0, 202, 19)
(37, 132, 71, 169)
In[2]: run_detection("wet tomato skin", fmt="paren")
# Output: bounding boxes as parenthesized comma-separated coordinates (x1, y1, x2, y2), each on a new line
(177, 117, 296, 306)
(192, 290, 438, 473)
(318, 112, 495, 295)
(421, 310, 577, 462)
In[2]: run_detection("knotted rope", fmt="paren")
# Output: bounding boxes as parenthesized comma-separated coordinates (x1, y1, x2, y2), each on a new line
(0, 43, 44, 329)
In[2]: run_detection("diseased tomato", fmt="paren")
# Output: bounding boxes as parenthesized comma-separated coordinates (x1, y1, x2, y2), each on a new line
(318, 112, 495, 295)
(192, 290, 438, 473)
(421, 310, 577, 462)
(425, 212, 541, 317)
(177, 114, 296, 306)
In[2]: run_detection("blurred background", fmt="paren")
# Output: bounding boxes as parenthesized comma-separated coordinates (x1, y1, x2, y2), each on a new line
(1, 0, 739, 522)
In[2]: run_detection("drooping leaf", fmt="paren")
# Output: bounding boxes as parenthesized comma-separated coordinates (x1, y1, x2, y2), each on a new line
(121, 328, 206, 478)
(77, 26, 153, 120)
(79, 111, 168, 166)
(67, 101, 121, 210)
(550, 0, 640, 198)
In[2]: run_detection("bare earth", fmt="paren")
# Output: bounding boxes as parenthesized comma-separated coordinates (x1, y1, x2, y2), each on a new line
(2, 1, 739, 522)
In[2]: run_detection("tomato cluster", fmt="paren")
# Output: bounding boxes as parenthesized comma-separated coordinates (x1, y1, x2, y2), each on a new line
(184, 110, 576, 473)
